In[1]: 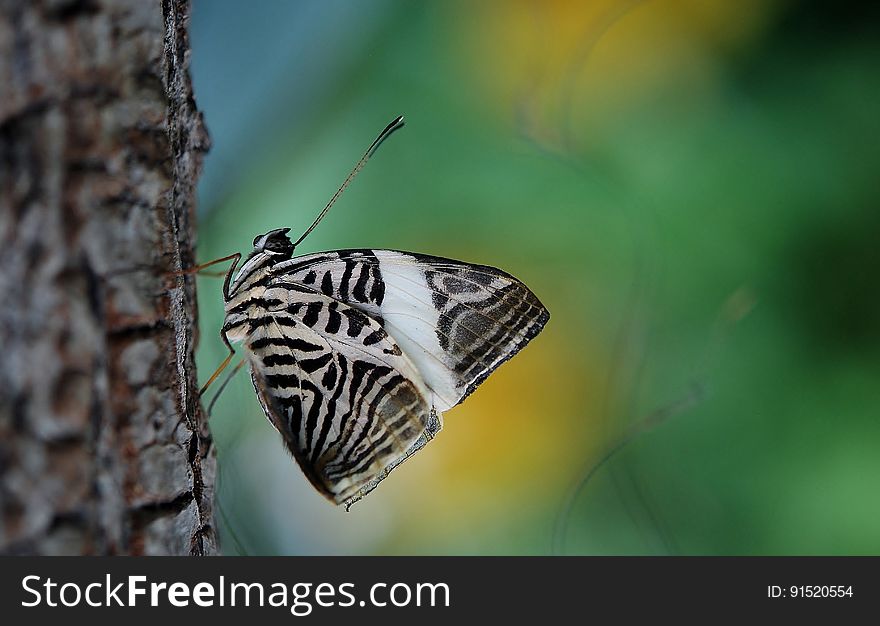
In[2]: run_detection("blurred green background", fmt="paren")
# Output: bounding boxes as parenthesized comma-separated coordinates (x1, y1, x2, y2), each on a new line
(189, 0, 880, 555)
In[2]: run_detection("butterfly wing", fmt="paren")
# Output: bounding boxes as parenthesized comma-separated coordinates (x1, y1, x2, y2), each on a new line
(270, 249, 550, 412)
(243, 286, 436, 505)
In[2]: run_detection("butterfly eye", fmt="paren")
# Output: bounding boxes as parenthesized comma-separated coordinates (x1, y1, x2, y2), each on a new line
(265, 239, 292, 254)
(252, 234, 262, 247)
(259, 229, 294, 257)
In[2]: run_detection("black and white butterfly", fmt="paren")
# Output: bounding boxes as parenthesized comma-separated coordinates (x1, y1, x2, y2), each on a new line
(208, 117, 549, 509)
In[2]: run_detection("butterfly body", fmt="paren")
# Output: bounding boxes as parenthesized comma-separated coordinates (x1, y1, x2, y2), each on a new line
(220, 229, 549, 508)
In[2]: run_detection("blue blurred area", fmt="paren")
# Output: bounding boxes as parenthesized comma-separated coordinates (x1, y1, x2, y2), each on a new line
(191, 0, 393, 211)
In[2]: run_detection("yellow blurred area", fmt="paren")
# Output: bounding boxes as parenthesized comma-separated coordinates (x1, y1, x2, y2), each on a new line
(384, 318, 606, 547)
(462, 0, 781, 148)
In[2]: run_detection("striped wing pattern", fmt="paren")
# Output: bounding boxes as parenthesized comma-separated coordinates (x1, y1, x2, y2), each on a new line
(272, 250, 550, 411)
(223, 244, 548, 507)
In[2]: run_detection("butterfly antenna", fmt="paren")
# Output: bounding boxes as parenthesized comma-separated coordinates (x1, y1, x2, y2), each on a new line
(292, 115, 406, 248)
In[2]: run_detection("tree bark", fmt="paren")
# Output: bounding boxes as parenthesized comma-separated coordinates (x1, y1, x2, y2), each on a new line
(0, 0, 216, 555)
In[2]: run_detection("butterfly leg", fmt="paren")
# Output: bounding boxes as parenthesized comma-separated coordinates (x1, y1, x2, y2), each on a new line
(199, 344, 234, 397)
(206, 358, 246, 416)
(191, 270, 227, 278)
(169, 252, 242, 278)
(198, 251, 243, 398)
(171, 353, 243, 438)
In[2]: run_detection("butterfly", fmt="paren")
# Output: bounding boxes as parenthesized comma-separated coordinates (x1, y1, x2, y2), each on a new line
(205, 117, 549, 509)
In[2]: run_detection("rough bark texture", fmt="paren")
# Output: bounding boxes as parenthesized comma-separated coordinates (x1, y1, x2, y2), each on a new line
(0, 0, 216, 555)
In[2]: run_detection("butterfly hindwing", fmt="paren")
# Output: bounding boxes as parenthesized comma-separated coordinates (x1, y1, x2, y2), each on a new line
(243, 287, 433, 504)
(269, 249, 550, 411)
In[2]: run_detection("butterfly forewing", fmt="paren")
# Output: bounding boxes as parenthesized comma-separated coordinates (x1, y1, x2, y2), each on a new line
(270, 249, 550, 411)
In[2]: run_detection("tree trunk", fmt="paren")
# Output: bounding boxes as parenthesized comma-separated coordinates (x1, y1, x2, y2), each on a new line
(0, 0, 216, 555)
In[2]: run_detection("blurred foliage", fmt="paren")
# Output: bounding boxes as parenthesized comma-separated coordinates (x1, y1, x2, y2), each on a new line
(190, 0, 880, 555)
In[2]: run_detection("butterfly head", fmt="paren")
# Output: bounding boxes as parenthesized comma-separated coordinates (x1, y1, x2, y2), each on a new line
(252, 228, 294, 260)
